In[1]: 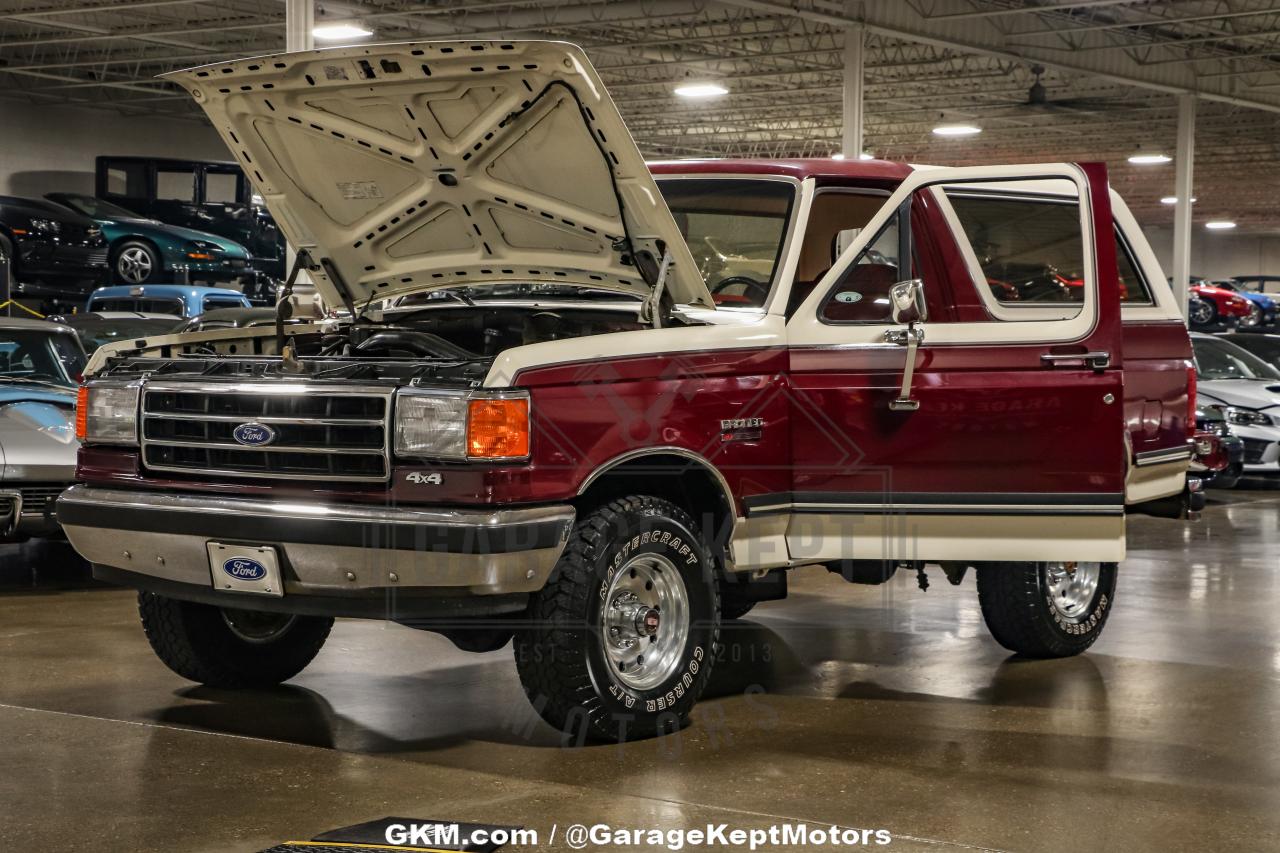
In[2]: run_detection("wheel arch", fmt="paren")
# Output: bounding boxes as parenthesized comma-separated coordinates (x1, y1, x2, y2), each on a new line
(575, 447, 737, 568)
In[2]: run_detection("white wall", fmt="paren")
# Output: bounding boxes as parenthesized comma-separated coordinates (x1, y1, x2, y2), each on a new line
(1142, 225, 1280, 281)
(0, 99, 230, 198)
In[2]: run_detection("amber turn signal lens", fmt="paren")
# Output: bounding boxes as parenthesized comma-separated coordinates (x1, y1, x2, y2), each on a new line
(467, 398, 530, 459)
(75, 386, 89, 441)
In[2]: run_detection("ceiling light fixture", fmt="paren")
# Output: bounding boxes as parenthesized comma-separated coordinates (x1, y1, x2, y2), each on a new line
(932, 123, 982, 137)
(1205, 220, 1237, 230)
(831, 153, 846, 160)
(1127, 152, 1172, 165)
(859, 152, 875, 160)
(312, 23, 373, 41)
(1160, 196, 1197, 205)
(674, 82, 728, 98)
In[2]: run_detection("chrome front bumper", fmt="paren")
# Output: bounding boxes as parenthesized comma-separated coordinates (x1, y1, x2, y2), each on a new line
(57, 485, 575, 605)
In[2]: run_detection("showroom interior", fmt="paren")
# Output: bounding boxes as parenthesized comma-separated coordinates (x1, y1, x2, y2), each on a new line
(3, 1, 1280, 851)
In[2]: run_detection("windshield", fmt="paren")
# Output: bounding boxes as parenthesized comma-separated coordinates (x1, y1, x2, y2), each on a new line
(57, 194, 142, 220)
(0, 330, 85, 387)
(656, 178, 795, 309)
(1193, 336, 1280, 381)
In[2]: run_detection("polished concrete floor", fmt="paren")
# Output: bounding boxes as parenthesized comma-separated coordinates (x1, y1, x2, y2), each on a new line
(3, 486, 1280, 853)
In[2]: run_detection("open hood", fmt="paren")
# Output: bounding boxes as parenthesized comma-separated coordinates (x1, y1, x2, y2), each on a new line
(163, 41, 713, 310)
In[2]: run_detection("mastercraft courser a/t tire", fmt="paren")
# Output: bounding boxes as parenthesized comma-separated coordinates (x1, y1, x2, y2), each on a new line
(514, 496, 720, 742)
(975, 562, 1118, 658)
(138, 592, 333, 688)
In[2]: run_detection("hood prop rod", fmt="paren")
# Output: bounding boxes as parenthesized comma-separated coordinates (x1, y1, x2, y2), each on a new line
(275, 248, 312, 356)
(640, 248, 674, 329)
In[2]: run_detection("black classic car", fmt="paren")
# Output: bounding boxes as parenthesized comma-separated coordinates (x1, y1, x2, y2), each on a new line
(94, 156, 285, 292)
(0, 195, 108, 303)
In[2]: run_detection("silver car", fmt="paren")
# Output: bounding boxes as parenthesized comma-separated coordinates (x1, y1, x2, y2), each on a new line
(0, 316, 84, 540)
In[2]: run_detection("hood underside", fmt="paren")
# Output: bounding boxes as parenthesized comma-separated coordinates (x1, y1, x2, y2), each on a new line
(164, 40, 713, 310)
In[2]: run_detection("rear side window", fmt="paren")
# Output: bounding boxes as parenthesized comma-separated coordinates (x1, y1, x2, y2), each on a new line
(1114, 230, 1154, 305)
(205, 170, 240, 204)
(157, 168, 196, 202)
(105, 163, 147, 198)
(90, 297, 184, 315)
(202, 297, 245, 310)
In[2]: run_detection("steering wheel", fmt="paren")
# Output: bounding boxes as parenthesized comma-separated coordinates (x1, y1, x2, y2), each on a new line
(710, 275, 770, 305)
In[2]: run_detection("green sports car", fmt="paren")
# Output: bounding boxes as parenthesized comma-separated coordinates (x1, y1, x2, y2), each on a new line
(45, 192, 259, 287)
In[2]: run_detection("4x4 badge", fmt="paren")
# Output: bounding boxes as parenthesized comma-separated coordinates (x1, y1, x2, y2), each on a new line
(405, 472, 443, 485)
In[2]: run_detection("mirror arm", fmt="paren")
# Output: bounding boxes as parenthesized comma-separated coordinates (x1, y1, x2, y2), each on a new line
(885, 324, 923, 412)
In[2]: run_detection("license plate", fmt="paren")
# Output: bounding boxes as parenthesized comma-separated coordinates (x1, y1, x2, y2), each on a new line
(207, 542, 284, 597)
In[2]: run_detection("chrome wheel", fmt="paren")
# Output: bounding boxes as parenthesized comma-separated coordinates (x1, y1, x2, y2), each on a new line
(220, 608, 297, 644)
(601, 552, 690, 691)
(1242, 303, 1262, 328)
(116, 246, 154, 283)
(1043, 562, 1101, 621)
(1189, 298, 1214, 326)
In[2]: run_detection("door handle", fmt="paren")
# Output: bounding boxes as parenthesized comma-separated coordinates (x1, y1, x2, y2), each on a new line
(1041, 351, 1110, 371)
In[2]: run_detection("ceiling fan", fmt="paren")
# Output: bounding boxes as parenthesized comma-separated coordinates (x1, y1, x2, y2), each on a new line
(1003, 65, 1118, 114)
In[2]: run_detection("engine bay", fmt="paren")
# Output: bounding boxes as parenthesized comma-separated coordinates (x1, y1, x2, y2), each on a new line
(93, 301, 656, 385)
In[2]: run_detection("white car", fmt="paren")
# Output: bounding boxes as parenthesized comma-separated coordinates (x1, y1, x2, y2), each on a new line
(1191, 332, 1280, 473)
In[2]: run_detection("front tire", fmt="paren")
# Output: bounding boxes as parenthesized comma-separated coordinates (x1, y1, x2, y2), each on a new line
(514, 496, 720, 742)
(138, 592, 333, 687)
(976, 562, 1117, 658)
(1189, 297, 1217, 328)
(112, 240, 161, 285)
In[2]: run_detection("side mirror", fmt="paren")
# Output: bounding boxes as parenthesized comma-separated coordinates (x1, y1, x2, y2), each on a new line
(890, 279, 927, 326)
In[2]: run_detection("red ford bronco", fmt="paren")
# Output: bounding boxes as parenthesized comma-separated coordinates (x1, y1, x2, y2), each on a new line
(59, 41, 1192, 742)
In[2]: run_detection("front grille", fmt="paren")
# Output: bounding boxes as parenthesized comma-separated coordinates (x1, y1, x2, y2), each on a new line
(141, 384, 392, 482)
(86, 249, 108, 265)
(18, 484, 69, 513)
(1240, 437, 1274, 464)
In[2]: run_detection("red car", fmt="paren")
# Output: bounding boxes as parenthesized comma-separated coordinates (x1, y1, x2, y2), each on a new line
(60, 41, 1194, 742)
(1189, 282, 1251, 327)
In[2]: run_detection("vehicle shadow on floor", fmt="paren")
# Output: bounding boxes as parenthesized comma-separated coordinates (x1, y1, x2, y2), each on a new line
(148, 620, 812, 752)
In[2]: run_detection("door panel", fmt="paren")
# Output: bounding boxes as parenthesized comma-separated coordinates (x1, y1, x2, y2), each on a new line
(779, 163, 1127, 564)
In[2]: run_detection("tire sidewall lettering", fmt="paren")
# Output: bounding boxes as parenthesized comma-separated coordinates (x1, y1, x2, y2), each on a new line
(589, 514, 715, 722)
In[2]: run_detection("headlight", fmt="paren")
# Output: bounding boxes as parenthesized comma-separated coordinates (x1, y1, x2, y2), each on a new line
(1225, 407, 1273, 427)
(394, 390, 530, 461)
(1194, 436, 1215, 456)
(28, 217, 61, 234)
(75, 383, 140, 445)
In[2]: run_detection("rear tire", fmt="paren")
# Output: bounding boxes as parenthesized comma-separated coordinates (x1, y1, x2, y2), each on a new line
(514, 496, 720, 742)
(138, 592, 333, 688)
(1212, 462, 1243, 490)
(976, 562, 1117, 658)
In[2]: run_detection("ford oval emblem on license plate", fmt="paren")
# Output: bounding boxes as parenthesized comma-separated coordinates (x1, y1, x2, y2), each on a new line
(223, 557, 268, 581)
(232, 422, 277, 446)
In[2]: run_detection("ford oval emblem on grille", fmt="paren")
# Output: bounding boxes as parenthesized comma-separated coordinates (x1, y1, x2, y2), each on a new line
(232, 422, 277, 446)
(222, 557, 267, 581)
